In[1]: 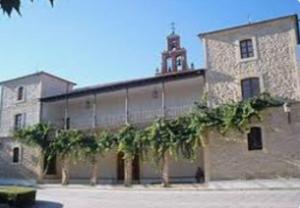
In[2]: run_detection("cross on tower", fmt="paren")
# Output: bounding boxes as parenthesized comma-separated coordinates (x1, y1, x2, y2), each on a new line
(171, 22, 176, 34)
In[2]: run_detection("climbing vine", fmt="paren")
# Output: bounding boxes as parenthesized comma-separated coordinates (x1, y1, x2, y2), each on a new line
(13, 93, 285, 185)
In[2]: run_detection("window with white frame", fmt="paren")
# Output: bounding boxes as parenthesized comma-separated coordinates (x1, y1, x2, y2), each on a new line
(239, 39, 254, 59)
(247, 127, 263, 151)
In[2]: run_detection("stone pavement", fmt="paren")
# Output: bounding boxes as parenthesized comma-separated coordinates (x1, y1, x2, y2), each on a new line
(35, 188, 300, 208)
(33, 178, 300, 208)
(39, 178, 300, 191)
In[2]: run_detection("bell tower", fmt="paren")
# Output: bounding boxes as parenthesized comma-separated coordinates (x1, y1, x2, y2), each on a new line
(160, 23, 189, 74)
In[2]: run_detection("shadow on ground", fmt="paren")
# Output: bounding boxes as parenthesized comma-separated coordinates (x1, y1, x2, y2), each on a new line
(34, 201, 63, 208)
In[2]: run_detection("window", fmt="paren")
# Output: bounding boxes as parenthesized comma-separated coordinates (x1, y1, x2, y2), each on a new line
(176, 56, 183, 71)
(241, 78, 260, 100)
(17, 86, 24, 101)
(12, 147, 20, 163)
(247, 127, 263, 151)
(171, 40, 177, 51)
(65, 117, 70, 130)
(240, 39, 254, 59)
(167, 58, 172, 72)
(14, 114, 23, 131)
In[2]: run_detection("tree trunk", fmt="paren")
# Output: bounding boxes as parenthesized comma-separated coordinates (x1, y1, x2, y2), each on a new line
(61, 158, 70, 185)
(162, 153, 170, 187)
(124, 157, 132, 186)
(90, 156, 100, 186)
(37, 152, 44, 183)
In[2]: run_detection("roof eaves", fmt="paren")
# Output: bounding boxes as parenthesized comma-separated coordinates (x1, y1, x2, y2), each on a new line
(0, 71, 76, 86)
(198, 14, 300, 44)
(40, 71, 77, 85)
(40, 69, 205, 102)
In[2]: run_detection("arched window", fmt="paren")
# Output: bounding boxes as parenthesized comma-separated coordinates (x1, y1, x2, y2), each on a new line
(167, 58, 172, 72)
(17, 86, 24, 101)
(12, 147, 20, 163)
(176, 56, 183, 71)
(241, 78, 260, 100)
(247, 127, 263, 151)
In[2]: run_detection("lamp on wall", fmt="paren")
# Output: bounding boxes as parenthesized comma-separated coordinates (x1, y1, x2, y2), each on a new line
(283, 102, 292, 124)
(85, 100, 92, 109)
(152, 88, 159, 99)
(283, 102, 291, 113)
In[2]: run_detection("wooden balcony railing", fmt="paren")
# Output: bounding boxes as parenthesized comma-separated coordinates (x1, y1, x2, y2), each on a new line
(49, 104, 194, 130)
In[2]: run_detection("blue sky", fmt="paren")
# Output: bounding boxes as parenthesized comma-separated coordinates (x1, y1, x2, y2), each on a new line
(0, 0, 300, 87)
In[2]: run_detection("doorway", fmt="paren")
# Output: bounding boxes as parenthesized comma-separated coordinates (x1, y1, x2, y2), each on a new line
(117, 152, 140, 182)
(44, 155, 57, 175)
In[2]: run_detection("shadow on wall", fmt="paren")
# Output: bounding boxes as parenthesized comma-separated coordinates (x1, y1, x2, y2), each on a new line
(35, 201, 63, 208)
(207, 70, 235, 84)
(0, 138, 38, 181)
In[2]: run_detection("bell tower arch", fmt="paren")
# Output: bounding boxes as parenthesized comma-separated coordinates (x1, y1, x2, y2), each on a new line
(160, 24, 189, 74)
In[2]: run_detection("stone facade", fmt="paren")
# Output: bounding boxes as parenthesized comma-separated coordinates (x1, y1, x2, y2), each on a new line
(206, 105, 300, 180)
(0, 72, 74, 179)
(201, 15, 300, 105)
(0, 14, 300, 183)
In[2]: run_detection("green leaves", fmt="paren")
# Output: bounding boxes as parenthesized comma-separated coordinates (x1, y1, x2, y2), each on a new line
(145, 117, 200, 163)
(192, 92, 285, 137)
(117, 124, 140, 160)
(13, 93, 285, 168)
(13, 123, 54, 154)
(50, 129, 83, 160)
(0, 0, 54, 16)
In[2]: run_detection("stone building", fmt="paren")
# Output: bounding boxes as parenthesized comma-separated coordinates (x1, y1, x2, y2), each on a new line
(0, 14, 299, 184)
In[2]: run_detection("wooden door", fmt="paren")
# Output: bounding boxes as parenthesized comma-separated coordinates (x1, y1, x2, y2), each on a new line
(132, 154, 140, 181)
(117, 152, 125, 181)
(44, 155, 57, 175)
(117, 153, 140, 182)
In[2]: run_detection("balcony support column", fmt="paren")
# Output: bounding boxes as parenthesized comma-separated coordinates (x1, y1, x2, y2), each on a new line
(125, 88, 129, 124)
(64, 83, 70, 130)
(161, 82, 165, 117)
(92, 94, 97, 129)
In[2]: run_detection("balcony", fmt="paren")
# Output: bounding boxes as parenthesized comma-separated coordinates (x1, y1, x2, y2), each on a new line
(49, 104, 194, 130)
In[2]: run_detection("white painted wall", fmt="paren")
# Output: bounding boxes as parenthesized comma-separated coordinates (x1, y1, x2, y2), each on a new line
(43, 76, 205, 130)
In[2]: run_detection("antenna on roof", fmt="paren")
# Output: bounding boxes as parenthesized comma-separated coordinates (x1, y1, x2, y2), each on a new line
(248, 14, 252, 24)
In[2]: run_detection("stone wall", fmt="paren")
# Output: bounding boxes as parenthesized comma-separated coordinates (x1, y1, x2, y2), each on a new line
(207, 104, 300, 180)
(202, 16, 300, 105)
(0, 73, 74, 180)
(0, 75, 42, 137)
(0, 138, 40, 179)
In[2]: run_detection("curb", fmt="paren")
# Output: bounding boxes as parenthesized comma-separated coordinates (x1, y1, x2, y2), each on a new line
(37, 185, 300, 192)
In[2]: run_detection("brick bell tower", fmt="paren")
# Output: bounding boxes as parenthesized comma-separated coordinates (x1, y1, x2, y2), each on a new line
(159, 23, 189, 74)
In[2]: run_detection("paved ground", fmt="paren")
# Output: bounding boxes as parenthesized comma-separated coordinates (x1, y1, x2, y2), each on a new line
(35, 187, 300, 208)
